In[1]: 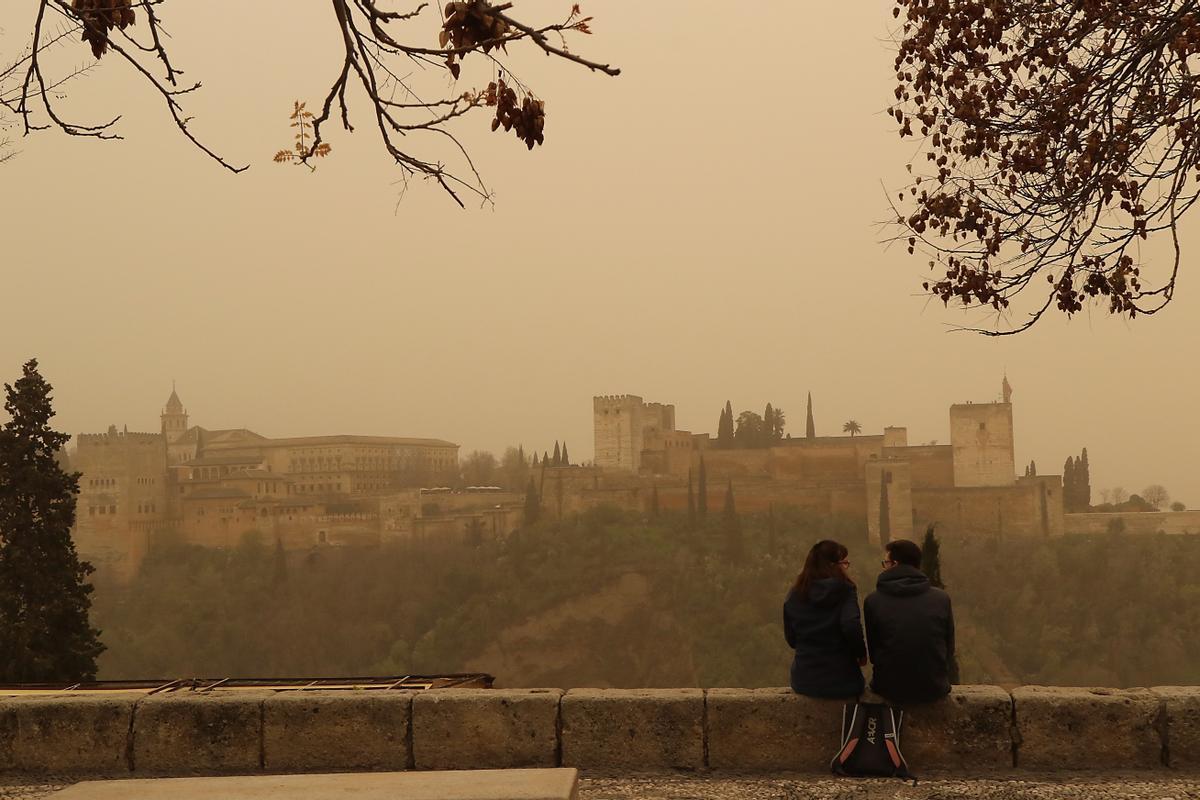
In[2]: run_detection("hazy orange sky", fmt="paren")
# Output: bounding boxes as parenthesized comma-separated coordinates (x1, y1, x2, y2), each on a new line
(1, 2, 1197, 506)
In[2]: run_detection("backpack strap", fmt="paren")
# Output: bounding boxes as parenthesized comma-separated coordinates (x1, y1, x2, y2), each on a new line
(831, 703, 861, 773)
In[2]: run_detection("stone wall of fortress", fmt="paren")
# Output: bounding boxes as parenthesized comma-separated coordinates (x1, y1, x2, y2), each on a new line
(1064, 510, 1200, 536)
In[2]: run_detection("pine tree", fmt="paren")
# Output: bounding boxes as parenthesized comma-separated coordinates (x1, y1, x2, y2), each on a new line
(523, 476, 541, 526)
(0, 359, 104, 682)
(552, 441, 561, 467)
(805, 392, 816, 439)
(919, 525, 959, 683)
(686, 469, 696, 527)
(697, 456, 708, 517)
(561, 443, 570, 467)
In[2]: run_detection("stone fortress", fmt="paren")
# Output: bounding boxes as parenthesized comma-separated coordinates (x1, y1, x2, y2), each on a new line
(70, 378, 1199, 581)
(580, 376, 1065, 542)
(70, 387, 520, 580)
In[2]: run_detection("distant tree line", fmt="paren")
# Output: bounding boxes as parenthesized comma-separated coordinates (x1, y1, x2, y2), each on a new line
(715, 401, 787, 449)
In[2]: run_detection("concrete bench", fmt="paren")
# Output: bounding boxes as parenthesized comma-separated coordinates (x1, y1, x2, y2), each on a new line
(51, 769, 580, 800)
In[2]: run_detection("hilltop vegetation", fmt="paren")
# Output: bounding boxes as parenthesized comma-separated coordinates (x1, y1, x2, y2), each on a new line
(92, 509, 1200, 687)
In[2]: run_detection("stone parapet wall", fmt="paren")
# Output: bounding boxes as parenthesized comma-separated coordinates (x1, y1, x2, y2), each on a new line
(0, 686, 1196, 777)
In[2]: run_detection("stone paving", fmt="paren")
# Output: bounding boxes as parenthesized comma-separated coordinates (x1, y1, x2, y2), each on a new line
(579, 774, 1200, 800)
(2, 774, 1199, 800)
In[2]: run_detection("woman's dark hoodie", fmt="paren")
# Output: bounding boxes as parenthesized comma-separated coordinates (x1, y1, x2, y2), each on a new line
(783, 578, 867, 698)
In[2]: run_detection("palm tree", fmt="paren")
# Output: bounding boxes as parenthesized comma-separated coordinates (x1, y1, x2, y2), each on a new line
(843, 420, 862, 437)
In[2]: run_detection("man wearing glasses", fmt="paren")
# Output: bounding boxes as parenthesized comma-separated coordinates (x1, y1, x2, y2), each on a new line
(863, 539, 956, 704)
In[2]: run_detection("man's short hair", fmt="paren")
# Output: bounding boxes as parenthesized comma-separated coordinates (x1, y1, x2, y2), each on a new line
(886, 539, 922, 568)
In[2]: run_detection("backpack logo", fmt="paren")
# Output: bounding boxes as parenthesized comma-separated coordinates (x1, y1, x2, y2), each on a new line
(831, 703, 912, 780)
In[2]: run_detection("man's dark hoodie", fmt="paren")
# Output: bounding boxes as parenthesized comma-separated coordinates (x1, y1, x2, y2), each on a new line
(864, 564, 955, 704)
(783, 578, 867, 698)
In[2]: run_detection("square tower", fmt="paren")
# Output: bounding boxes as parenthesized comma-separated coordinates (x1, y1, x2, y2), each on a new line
(593, 395, 677, 473)
(949, 402, 1016, 487)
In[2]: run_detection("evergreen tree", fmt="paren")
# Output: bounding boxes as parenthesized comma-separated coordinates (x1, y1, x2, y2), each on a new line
(805, 392, 816, 439)
(0, 359, 104, 682)
(523, 477, 541, 525)
(697, 456, 708, 517)
(1063, 457, 1076, 512)
(878, 471, 891, 546)
(531, 452, 539, 468)
(763, 404, 775, 448)
(717, 402, 734, 448)
(766, 503, 777, 554)
(272, 537, 289, 588)
(1079, 448, 1091, 510)
(919, 525, 959, 683)
(561, 443, 570, 467)
(552, 441, 561, 467)
(518, 445, 526, 465)
(723, 479, 743, 559)
(686, 469, 696, 527)
(1030, 460, 1037, 477)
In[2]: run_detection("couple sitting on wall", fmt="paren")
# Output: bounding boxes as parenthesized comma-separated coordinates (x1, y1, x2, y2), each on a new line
(784, 538, 954, 704)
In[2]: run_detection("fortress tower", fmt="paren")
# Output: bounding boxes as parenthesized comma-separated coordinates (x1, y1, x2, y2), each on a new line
(949, 376, 1016, 487)
(593, 395, 675, 473)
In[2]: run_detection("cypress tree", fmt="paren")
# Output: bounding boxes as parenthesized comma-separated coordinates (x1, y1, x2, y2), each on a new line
(686, 469, 696, 527)
(1063, 457, 1076, 511)
(1080, 448, 1091, 509)
(518, 444, 526, 465)
(531, 452, 539, 468)
(561, 443, 570, 467)
(0, 359, 104, 682)
(805, 392, 816, 439)
(552, 441, 561, 467)
(919, 525, 959, 683)
(697, 456, 708, 517)
(717, 402, 734, 448)
(523, 476, 541, 525)
(272, 537, 289, 588)
(1030, 460, 1037, 477)
(763, 404, 775, 448)
(723, 479, 743, 560)
(766, 503, 777, 554)
(879, 471, 891, 545)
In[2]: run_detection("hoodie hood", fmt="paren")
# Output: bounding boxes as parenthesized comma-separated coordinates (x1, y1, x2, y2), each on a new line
(801, 577, 851, 608)
(875, 564, 931, 597)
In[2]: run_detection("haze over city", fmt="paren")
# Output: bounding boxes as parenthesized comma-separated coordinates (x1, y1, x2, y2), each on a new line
(1, 2, 1195, 506)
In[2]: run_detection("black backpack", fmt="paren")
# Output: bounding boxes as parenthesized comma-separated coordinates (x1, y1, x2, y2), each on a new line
(831, 702, 913, 780)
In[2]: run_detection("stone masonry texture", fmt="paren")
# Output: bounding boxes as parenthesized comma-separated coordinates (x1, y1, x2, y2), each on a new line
(705, 688, 845, 771)
(10, 696, 133, 776)
(1013, 686, 1162, 770)
(412, 689, 562, 771)
(132, 692, 269, 775)
(561, 689, 704, 770)
(1152, 686, 1200, 770)
(900, 685, 1013, 770)
(262, 691, 413, 773)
